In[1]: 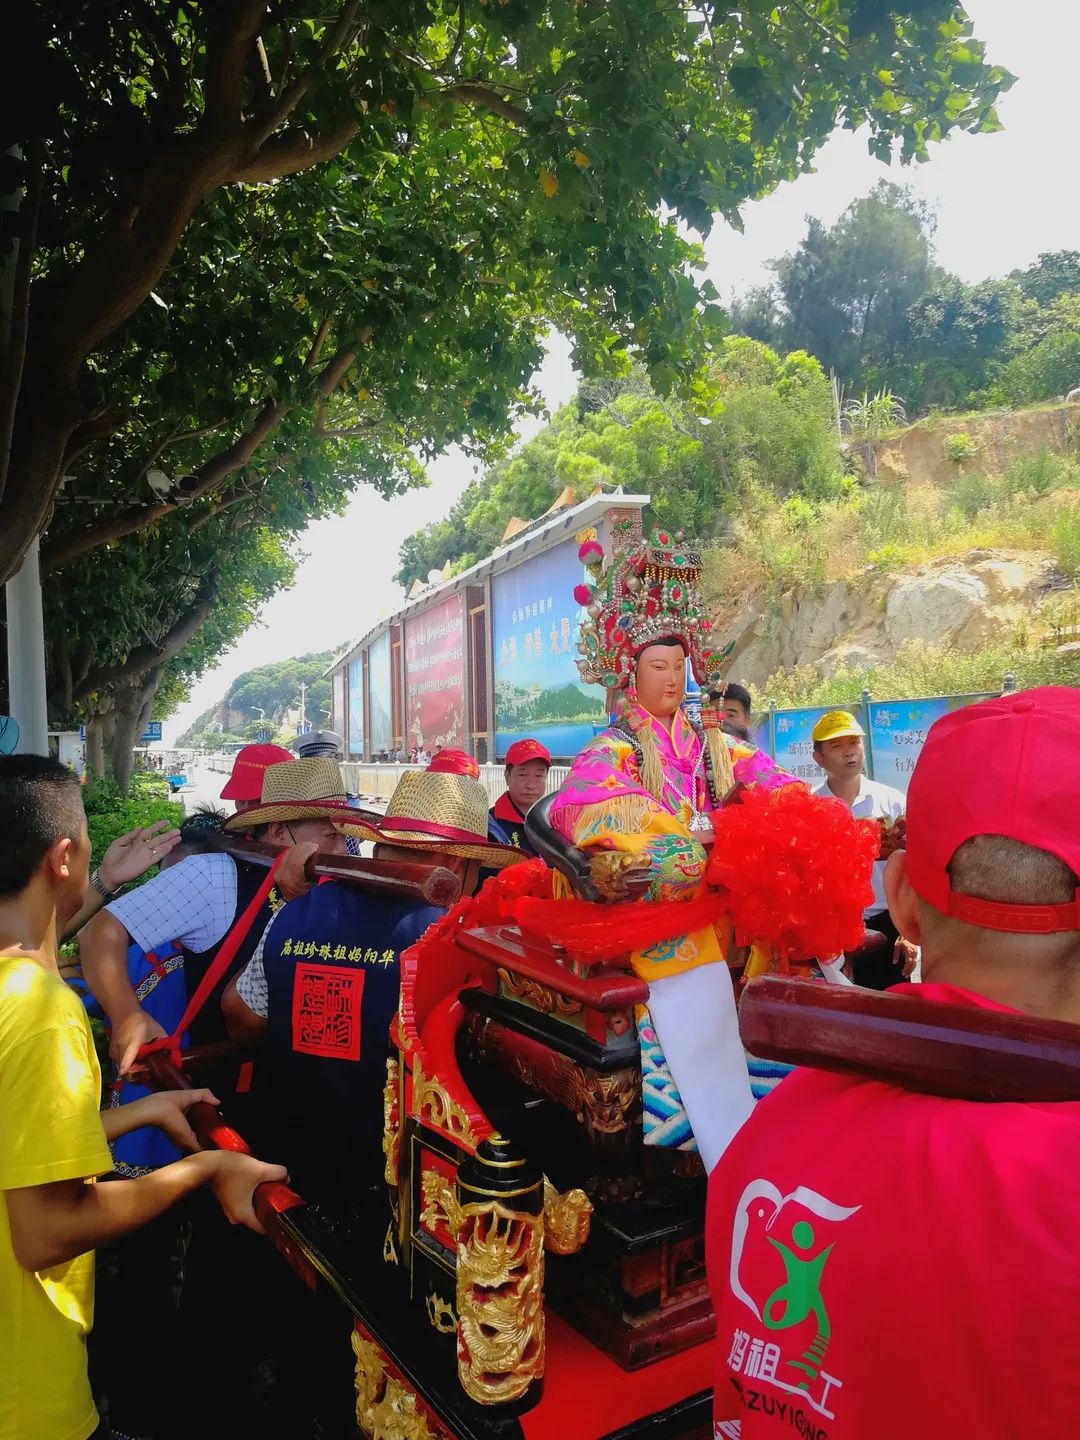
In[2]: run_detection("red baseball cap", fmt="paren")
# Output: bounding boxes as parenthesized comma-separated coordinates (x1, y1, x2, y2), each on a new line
(428, 748, 480, 779)
(505, 738, 552, 767)
(219, 743, 294, 801)
(906, 687, 1080, 933)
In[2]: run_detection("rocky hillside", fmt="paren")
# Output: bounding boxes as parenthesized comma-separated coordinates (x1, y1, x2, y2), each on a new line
(720, 548, 1070, 685)
(178, 651, 334, 747)
(709, 401, 1080, 701)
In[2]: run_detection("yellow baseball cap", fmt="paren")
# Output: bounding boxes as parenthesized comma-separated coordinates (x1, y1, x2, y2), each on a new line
(812, 710, 865, 745)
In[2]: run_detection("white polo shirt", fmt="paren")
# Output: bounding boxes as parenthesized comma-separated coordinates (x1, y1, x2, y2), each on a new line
(812, 774, 905, 916)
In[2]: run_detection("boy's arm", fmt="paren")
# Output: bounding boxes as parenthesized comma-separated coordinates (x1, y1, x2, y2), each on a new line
(77, 909, 165, 1070)
(4, 1149, 286, 1273)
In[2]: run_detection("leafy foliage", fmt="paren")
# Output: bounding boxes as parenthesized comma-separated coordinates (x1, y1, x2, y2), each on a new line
(82, 774, 184, 880)
(179, 651, 335, 747)
(395, 341, 845, 588)
(729, 190, 1080, 413)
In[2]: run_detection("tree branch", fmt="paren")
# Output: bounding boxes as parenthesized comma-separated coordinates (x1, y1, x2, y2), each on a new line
(204, 0, 268, 127)
(61, 408, 128, 467)
(42, 347, 355, 573)
(248, 0, 364, 146)
(231, 115, 361, 183)
(440, 84, 531, 129)
(74, 573, 220, 701)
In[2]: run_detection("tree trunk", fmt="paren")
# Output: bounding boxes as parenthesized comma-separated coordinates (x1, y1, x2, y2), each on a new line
(108, 675, 161, 793)
(85, 714, 107, 778)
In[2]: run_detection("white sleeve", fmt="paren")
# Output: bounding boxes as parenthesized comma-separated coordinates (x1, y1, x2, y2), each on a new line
(234, 913, 278, 1019)
(105, 853, 237, 955)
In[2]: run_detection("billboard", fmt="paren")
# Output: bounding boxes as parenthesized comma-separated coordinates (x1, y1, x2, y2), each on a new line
(866, 695, 990, 793)
(367, 630, 393, 756)
(404, 592, 466, 750)
(492, 537, 606, 759)
(347, 660, 363, 759)
(768, 706, 837, 787)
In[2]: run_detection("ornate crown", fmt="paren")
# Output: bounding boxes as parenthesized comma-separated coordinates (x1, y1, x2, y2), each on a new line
(573, 530, 727, 691)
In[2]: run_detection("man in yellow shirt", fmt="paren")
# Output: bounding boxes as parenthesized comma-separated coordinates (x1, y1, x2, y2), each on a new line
(0, 756, 286, 1440)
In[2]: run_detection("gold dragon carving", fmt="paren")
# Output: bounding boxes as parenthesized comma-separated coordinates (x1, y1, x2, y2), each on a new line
(352, 1328, 451, 1440)
(456, 1199, 545, 1406)
(383, 1057, 400, 1187)
(496, 967, 584, 1018)
(570, 1065, 639, 1134)
(542, 1179, 593, 1255)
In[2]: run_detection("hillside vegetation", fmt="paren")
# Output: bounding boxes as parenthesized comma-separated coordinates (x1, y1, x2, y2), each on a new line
(178, 651, 334, 750)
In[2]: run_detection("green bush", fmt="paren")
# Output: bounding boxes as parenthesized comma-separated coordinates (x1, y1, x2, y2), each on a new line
(760, 639, 1080, 710)
(944, 432, 977, 465)
(951, 469, 994, 520)
(82, 774, 183, 880)
(128, 771, 171, 802)
(1001, 332, 1080, 405)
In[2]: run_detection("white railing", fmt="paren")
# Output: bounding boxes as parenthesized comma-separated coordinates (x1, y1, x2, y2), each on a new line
(203, 755, 570, 807)
(342, 762, 570, 807)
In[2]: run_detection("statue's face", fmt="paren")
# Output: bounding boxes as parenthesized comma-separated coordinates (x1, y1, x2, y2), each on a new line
(634, 642, 686, 719)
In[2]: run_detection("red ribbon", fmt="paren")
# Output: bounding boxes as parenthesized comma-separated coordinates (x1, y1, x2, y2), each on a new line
(139, 852, 286, 1065)
(377, 814, 486, 845)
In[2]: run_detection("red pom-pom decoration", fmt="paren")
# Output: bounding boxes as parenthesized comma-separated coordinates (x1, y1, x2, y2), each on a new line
(573, 583, 593, 605)
(579, 540, 604, 564)
(707, 785, 879, 960)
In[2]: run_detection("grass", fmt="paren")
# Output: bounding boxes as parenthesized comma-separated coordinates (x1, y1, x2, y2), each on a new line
(703, 447, 1080, 617)
(759, 638, 1080, 710)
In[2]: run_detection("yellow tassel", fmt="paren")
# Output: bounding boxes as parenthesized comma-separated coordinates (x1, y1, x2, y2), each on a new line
(635, 722, 668, 805)
(559, 795, 655, 843)
(702, 703, 735, 801)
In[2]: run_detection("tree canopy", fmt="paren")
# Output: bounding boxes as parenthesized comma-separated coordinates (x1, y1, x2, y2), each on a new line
(730, 183, 1080, 412)
(3, 0, 1010, 586)
(395, 340, 845, 588)
(178, 651, 334, 748)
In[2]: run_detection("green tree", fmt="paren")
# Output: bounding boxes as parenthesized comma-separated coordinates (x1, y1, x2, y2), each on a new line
(1010, 251, 1080, 307)
(2, 0, 1010, 587)
(1000, 332, 1080, 407)
(396, 340, 843, 586)
(771, 182, 938, 383)
(899, 274, 1021, 407)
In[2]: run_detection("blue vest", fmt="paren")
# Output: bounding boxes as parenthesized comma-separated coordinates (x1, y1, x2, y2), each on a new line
(261, 883, 443, 1198)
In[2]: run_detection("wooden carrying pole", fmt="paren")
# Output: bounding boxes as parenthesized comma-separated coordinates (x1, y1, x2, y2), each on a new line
(740, 975, 1080, 1102)
(141, 1048, 317, 1288)
(218, 835, 462, 909)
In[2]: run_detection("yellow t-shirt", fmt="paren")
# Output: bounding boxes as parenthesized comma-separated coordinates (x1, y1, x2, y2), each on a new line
(0, 955, 111, 1440)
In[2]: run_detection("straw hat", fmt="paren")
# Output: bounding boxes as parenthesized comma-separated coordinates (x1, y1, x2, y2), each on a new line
(223, 758, 362, 830)
(337, 765, 525, 867)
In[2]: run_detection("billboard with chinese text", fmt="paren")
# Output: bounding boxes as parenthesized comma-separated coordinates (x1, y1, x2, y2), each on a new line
(347, 659, 363, 760)
(404, 592, 466, 750)
(492, 538, 606, 759)
(367, 630, 393, 755)
(768, 706, 836, 787)
(867, 695, 990, 793)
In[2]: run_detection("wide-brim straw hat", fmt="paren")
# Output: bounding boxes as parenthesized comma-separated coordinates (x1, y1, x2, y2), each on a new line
(224, 758, 366, 830)
(336, 768, 525, 868)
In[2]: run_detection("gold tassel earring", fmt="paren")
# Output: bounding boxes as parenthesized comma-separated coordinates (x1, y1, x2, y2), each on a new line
(702, 700, 735, 801)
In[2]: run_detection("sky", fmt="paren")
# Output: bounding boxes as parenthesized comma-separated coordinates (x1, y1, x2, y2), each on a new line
(164, 0, 1078, 742)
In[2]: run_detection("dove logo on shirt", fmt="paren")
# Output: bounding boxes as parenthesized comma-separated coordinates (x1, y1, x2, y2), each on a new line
(726, 1179, 860, 1423)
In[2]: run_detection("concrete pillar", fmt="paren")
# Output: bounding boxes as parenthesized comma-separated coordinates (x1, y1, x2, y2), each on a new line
(5, 537, 49, 754)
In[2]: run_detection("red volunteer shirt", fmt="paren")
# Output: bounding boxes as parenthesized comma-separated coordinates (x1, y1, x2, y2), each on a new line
(707, 984, 1080, 1440)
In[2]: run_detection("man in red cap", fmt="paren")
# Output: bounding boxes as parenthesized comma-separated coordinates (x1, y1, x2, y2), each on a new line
(489, 738, 551, 853)
(218, 741, 294, 813)
(706, 687, 1080, 1440)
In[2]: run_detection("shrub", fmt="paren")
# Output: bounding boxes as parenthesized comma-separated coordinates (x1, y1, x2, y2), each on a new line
(944, 432, 977, 465)
(842, 388, 907, 439)
(1001, 332, 1080, 406)
(82, 774, 184, 880)
(951, 469, 994, 520)
(1048, 505, 1080, 578)
(759, 639, 1080, 709)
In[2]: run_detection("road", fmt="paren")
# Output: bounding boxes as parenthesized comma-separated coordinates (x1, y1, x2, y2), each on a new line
(174, 761, 229, 815)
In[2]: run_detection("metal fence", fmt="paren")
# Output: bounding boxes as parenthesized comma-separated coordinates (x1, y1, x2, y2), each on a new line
(205, 753, 570, 808)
